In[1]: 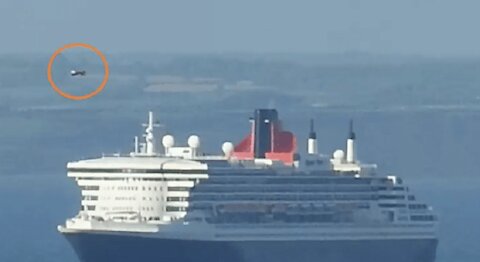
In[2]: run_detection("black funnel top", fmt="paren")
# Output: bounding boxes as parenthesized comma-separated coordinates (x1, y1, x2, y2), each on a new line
(309, 119, 316, 139)
(254, 109, 278, 158)
(349, 119, 356, 140)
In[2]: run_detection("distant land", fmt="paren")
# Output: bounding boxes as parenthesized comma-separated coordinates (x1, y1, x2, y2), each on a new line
(1, 53, 480, 112)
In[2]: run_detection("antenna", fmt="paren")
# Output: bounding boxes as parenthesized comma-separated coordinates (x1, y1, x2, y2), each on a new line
(134, 136, 139, 154)
(142, 111, 161, 155)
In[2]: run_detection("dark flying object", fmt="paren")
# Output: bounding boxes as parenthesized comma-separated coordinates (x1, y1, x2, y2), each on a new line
(70, 70, 86, 76)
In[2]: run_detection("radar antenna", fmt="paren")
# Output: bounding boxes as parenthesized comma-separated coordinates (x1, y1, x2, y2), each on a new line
(141, 111, 161, 155)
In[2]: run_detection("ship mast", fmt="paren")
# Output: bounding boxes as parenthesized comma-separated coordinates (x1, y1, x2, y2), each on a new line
(137, 111, 160, 156)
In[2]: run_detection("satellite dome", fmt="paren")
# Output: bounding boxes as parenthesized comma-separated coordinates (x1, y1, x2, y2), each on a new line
(162, 135, 174, 148)
(188, 135, 200, 148)
(333, 149, 345, 160)
(222, 142, 234, 157)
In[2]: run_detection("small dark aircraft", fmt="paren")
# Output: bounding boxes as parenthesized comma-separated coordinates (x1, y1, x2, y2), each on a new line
(70, 70, 86, 76)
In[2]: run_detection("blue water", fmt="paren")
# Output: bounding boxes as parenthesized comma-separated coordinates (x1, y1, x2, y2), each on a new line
(0, 108, 479, 262)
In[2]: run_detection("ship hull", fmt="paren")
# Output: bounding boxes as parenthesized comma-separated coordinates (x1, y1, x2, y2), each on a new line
(63, 232, 438, 262)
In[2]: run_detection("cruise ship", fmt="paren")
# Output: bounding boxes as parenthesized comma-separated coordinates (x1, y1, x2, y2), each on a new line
(58, 109, 438, 262)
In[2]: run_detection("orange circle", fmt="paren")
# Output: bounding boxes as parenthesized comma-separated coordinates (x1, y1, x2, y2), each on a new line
(47, 43, 109, 100)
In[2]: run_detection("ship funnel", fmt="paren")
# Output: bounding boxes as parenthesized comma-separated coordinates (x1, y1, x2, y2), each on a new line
(307, 118, 318, 154)
(253, 109, 278, 158)
(232, 109, 297, 165)
(346, 119, 356, 163)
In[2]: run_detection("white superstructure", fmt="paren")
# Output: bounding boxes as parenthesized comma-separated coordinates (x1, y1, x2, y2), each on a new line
(58, 110, 438, 244)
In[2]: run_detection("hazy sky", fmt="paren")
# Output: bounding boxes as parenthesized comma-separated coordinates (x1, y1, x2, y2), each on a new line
(2, 0, 480, 56)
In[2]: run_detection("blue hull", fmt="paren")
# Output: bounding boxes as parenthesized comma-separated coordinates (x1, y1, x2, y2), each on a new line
(63, 232, 437, 262)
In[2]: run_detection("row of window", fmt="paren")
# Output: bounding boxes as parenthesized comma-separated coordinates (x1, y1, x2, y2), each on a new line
(166, 206, 187, 212)
(167, 187, 191, 191)
(190, 194, 376, 201)
(378, 203, 406, 208)
(69, 168, 206, 174)
(378, 195, 405, 200)
(117, 186, 139, 191)
(409, 204, 428, 210)
(111, 207, 134, 211)
(78, 177, 195, 182)
(80, 205, 96, 211)
(82, 195, 99, 201)
(206, 177, 375, 185)
(193, 185, 377, 193)
(209, 212, 355, 224)
(410, 215, 435, 221)
(80, 185, 100, 190)
(115, 196, 136, 201)
(167, 197, 187, 202)
(118, 186, 163, 191)
(81, 185, 164, 191)
(189, 202, 370, 211)
(83, 195, 169, 202)
(377, 186, 405, 191)
(92, 206, 161, 212)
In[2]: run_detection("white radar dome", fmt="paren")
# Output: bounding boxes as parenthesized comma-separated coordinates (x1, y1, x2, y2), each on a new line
(188, 135, 200, 148)
(222, 142, 234, 157)
(162, 135, 175, 148)
(333, 149, 345, 160)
